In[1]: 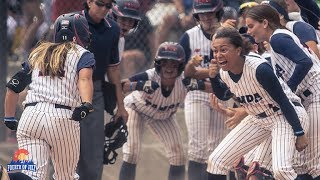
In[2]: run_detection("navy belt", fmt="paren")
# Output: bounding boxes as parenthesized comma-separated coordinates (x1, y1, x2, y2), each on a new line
(257, 102, 302, 118)
(25, 102, 71, 110)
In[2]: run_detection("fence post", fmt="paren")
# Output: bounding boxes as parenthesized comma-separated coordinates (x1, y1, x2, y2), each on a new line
(0, 0, 8, 142)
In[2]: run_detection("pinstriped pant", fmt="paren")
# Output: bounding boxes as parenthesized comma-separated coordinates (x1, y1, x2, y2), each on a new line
(122, 108, 186, 166)
(184, 100, 228, 163)
(249, 90, 320, 177)
(16, 103, 80, 180)
(207, 106, 309, 180)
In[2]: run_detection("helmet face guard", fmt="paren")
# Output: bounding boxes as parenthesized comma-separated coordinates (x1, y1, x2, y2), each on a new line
(111, 0, 142, 34)
(192, 0, 224, 22)
(154, 42, 185, 76)
(54, 13, 91, 49)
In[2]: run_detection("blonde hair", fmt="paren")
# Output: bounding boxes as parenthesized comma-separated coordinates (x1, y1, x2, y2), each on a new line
(29, 41, 78, 78)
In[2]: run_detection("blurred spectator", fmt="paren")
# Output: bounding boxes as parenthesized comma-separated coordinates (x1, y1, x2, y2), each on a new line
(13, 0, 49, 62)
(51, 0, 84, 22)
(222, 0, 240, 10)
(155, 0, 196, 50)
(120, 0, 157, 78)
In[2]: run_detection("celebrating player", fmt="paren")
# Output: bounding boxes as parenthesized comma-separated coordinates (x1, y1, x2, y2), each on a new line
(118, 42, 213, 180)
(179, 1, 231, 179)
(206, 27, 309, 180)
(262, 0, 320, 59)
(246, 4, 320, 179)
(4, 13, 94, 180)
(109, 0, 141, 58)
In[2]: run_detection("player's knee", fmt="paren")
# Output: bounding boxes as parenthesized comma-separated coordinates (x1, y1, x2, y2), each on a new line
(207, 153, 228, 174)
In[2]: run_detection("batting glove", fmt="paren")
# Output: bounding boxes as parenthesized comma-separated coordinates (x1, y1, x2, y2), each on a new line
(135, 80, 160, 94)
(71, 102, 94, 121)
(3, 117, 18, 130)
(182, 78, 205, 91)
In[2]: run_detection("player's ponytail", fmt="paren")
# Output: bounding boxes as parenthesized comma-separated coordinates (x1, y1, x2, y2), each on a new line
(29, 41, 78, 78)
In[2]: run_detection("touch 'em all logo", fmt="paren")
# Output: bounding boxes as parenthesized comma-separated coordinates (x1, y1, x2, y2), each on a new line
(7, 149, 36, 172)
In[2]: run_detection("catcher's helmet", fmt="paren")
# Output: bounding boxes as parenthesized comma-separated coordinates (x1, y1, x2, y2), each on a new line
(53, 13, 91, 49)
(154, 42, 185, 76)
(111, 0, 141, 30)
(192, 0, 224, 21)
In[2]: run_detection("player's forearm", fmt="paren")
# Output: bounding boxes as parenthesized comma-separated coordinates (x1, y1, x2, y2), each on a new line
(78, 68, 93, 103)
(5, 88, 19, 117)
(121, 80, 137, 94)
(107, 65, 125, 107)
(185, 63, 210, 79)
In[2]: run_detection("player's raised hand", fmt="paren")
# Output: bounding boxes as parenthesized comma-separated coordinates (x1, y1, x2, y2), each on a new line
(71, 102, 94, 121)
(182, 78, 205, 91)
(221, 19, 237, 28)
(295, 134, 309, 152)
(190, 54, 203, 67)
(209, 59, 219, 78)
(135, 80, 160, 94)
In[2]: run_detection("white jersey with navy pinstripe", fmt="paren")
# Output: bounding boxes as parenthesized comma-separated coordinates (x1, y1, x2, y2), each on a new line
(23, 44, 88, 108)
(185, 25, 212, 102)
(220, 55, 300, 116)
(270, 29, 320, 96)
(286, 21, 320, 51)
(124, 68, 187, 120)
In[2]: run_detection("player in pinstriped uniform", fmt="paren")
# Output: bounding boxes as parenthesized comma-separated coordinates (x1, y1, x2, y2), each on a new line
(246, 4, 320, 179)
(3, 14, 95, 180)
(109, 0, 141, 60)
(261, 0, 320, 60)
(180, 1, 230, 179)
(206, 27, 309, 180)
(118, 42, 214, 180)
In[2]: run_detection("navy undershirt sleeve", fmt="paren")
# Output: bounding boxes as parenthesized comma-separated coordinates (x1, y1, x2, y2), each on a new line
(129, 72, 149, 81)
(256, 63, 304, 135)
(179, 33, 191, 64)
(209, 74, 234, 101)
(77, 52, 96, 72)
(270, 33, 313, 92)
(293, 22, 318, 44)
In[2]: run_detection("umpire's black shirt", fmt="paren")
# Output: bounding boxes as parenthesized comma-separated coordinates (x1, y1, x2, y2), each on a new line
(83, 9, 120, 81)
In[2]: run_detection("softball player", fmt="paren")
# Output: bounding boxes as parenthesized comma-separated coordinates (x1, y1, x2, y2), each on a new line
(262, 0, 320, 59)
(179, 1, 230, 179)
(109, 0, 141, 59)
(206, 27, 309, 180)
(246, 4, 320, 179)
(118, 42, 213, 180)
(4, 13, 94, 180)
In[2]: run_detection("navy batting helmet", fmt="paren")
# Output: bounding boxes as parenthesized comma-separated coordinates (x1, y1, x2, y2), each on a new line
(154, 42, 185, 76)
(111, 0, 141, 29)
(53, 13, 91, 49)
(192, 0, 224, 21)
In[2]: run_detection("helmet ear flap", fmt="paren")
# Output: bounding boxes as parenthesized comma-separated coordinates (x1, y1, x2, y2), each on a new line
(154, 59, 161, 74)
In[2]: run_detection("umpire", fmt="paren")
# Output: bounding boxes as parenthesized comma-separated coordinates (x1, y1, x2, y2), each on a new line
(77, 1, 128, 180)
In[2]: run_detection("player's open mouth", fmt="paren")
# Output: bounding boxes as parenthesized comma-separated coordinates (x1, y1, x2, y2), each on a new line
(218, 61, 227, 66)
